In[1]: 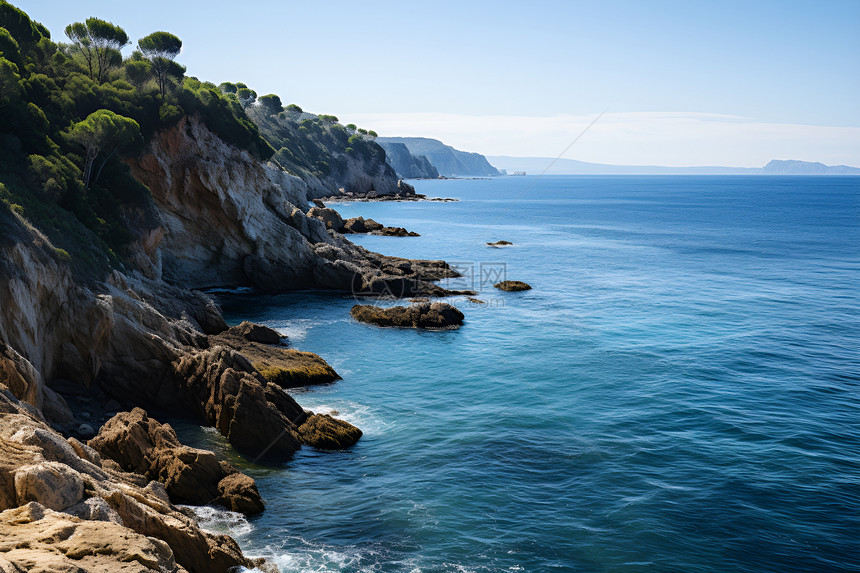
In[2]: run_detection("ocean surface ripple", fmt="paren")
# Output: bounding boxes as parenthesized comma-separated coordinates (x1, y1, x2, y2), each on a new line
(178, 176, 859, 572)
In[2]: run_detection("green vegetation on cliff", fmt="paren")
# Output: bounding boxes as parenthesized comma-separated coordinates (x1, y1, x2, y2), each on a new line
(0, 1, 273, 276)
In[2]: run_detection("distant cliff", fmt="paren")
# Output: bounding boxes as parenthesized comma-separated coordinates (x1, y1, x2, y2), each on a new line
(760, 160, 860, 175)
(377, 137, 500, 177)
(376, 141, 439, 179)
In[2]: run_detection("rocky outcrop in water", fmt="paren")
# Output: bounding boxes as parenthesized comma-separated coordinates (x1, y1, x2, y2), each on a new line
(350, 302, 464, 328)
(494, 280, 532, 291)
(210, 322, 341, 388)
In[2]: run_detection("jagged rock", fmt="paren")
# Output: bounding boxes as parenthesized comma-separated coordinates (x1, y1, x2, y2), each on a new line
(0, 502, 182, 572)
(350, 302, 464, 329)
(363, 219, 384, 231)
(0, 396, 268, 572)
(229, 321, 283, 345)
(494, 280, 532, 291)
(487, 240, 513, 246)
(88, 409, 264, 515)
(297, 414, 363, 450)
(372, 227, 420, 237)
(307, 206, 344, 231)
(342, 216, 368, 234)
(66, 437, 102, 466)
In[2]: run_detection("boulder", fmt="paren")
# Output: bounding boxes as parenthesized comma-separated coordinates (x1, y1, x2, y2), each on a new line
(297, 414, 363, 450)
(342, 216, 368, 234)
(88, 409, 265, 515)
(363, 218, 384, 231)
(350, 302, 464, 329)
(307, 206, 343, 231)
(486, 240, 513, 246)
(216, 473, 265, 515)
(14, 462, 84, 511)
(230, 321, 283, 345)
(494, 280, 532, 291)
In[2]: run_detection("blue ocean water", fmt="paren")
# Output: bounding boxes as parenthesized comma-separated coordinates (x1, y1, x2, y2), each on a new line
(186, 176, 860, 572)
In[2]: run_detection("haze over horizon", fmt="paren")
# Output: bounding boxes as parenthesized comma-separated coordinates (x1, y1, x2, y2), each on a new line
(19, 0, 860, 167)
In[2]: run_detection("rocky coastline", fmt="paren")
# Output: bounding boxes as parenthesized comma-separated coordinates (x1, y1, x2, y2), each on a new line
(0, 113, 465, 570)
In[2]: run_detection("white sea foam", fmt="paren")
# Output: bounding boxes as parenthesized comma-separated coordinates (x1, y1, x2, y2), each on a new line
(180, 504, 253, 539)
(298, 399, 389, 438)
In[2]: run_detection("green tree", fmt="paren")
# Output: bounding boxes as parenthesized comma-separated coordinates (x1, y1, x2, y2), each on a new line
(368, 130, 378, 138)
(124, 57, 151, 91)
(137, 31, 181, 96)
(218, 81, 237, 93)
(64, 18, 129, 84)
(286, 103, 302, 113)
(64, 109, 141, 189)
(346, 123, 356, 131)
(237, 86, 256, 108)
(258, 93, 282, 115)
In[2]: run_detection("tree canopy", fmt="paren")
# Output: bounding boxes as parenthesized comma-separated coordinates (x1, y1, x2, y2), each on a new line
(64, 17, 129, 84)
(64, 109, 140, 188)
(137, 31, 182, 96)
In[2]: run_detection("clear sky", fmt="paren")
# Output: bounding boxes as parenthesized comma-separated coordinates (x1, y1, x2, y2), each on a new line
(15, 0, 860, 166)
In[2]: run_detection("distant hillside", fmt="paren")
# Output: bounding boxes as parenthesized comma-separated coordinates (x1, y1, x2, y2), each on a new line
(487, 156, 860, 175)
(378, 137, 500, 177)
(760, 160, 860, 175)
(376, 141, 439, 179)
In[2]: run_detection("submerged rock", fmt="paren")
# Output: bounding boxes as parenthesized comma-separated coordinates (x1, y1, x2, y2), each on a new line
(494, 280, 532, 292)
(350, 302, 464, 329)
(297, 414, 363, 450)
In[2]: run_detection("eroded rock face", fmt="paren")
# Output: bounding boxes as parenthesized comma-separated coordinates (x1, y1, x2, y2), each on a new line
(0, 502, 182, 573)
(88, 408, 264, 515)
(350, 302, 465, 329)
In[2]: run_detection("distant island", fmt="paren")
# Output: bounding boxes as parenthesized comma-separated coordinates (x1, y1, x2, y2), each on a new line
(487, 156, 860, 176)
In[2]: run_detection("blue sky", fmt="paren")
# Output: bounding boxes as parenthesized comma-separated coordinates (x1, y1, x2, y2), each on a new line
(15, 0, 860, 166)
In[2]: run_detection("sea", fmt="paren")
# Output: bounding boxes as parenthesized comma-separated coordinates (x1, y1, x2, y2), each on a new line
(176, 175, 860, 572)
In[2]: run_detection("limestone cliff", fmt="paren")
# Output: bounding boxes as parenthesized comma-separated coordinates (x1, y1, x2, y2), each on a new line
(377, 136, 500, 177)
(377, 141, 440, 179)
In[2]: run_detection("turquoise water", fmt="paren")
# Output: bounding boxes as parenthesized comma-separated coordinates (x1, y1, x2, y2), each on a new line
(191, 176, 859, 572)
